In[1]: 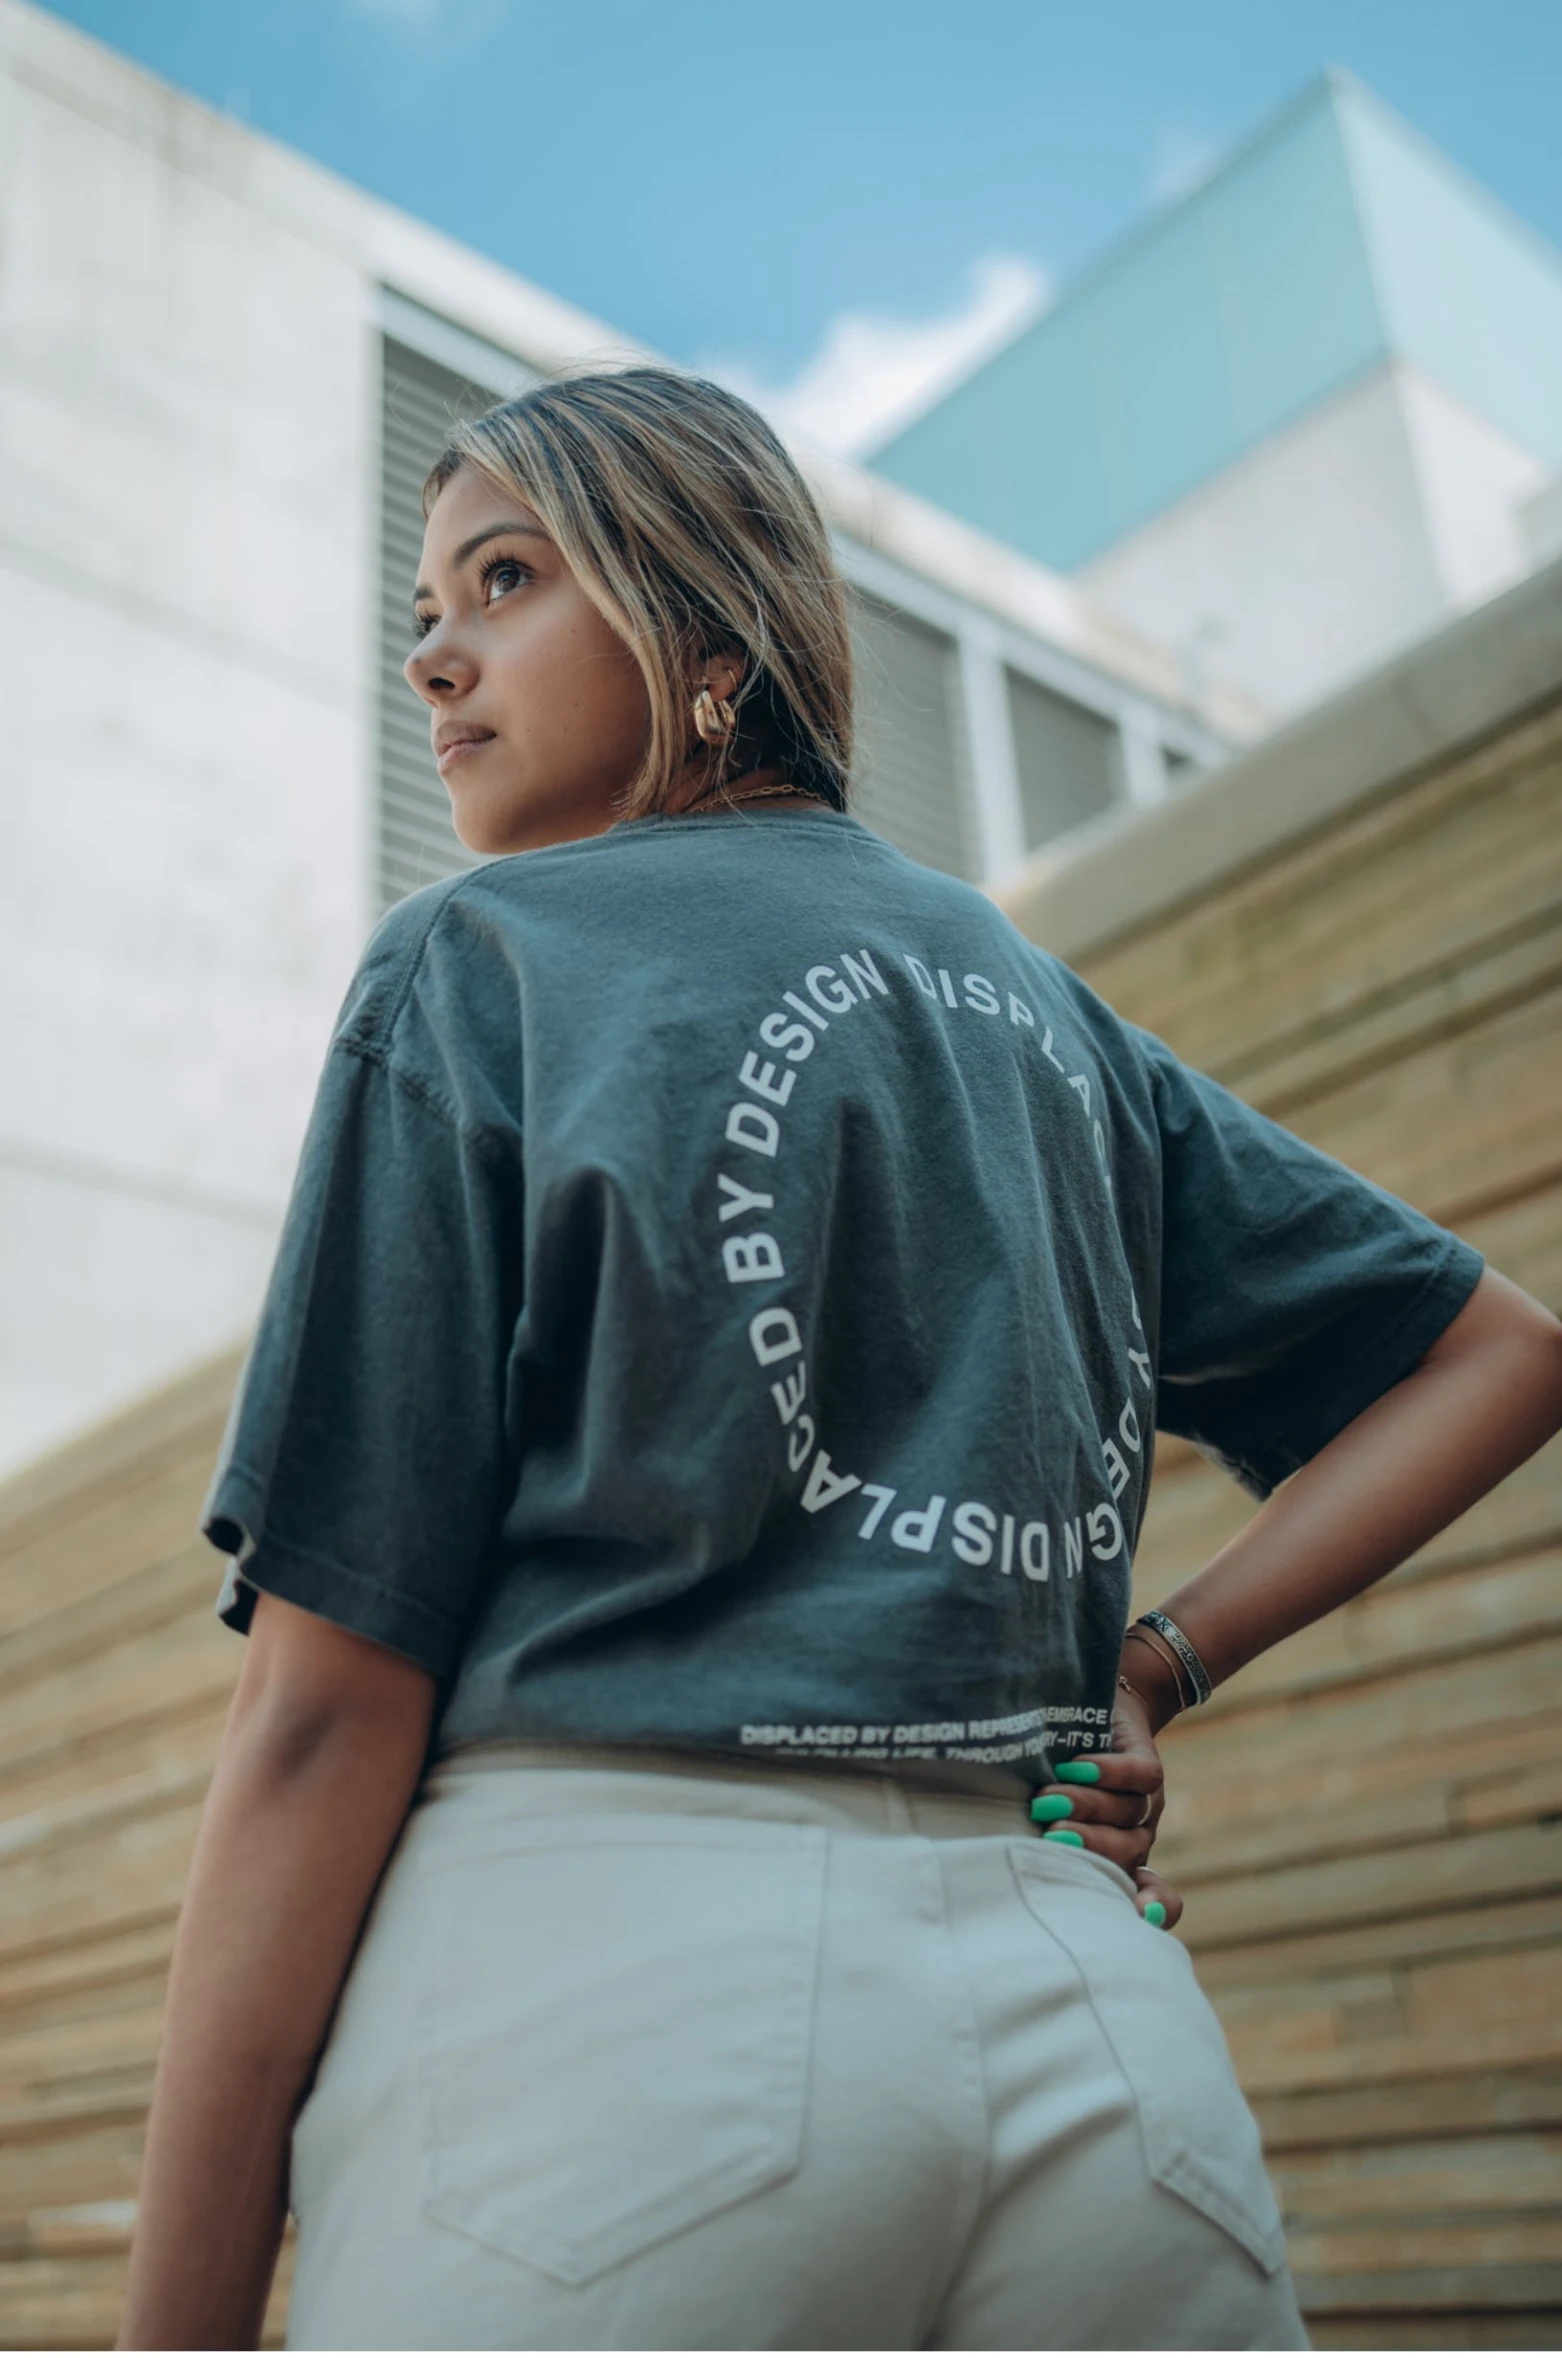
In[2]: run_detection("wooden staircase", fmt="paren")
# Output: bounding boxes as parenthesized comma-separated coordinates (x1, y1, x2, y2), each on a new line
(0, 1351, 294, 2348)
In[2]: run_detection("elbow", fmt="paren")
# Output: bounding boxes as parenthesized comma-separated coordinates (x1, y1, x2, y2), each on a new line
(224, 1591, 438, 1789)
(1429, 1267, 1562, 1439)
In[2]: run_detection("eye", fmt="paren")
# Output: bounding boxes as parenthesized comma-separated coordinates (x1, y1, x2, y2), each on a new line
(478, 551, 531, 603)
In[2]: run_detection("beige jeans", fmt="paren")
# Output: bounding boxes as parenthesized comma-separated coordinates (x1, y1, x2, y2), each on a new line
(285, 1741, 1309, 2351)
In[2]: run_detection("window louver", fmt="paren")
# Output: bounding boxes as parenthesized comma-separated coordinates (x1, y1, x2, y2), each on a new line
(377, 337, 516, 915)
(1005, 668, 1122, 852)
(846, 592, 977, 881)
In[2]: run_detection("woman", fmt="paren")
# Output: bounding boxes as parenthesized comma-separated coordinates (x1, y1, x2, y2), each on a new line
(119, 369, 1562, 2351)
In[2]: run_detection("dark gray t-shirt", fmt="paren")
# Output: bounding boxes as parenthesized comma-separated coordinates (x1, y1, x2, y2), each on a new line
(202, 805, 1482, 1779)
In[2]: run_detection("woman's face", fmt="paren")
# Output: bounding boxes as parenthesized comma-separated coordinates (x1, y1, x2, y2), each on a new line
(405, 462, 654, 855)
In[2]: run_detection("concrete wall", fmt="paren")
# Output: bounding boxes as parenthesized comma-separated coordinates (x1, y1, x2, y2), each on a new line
(1077, 359, 1550, 717)
(0, 8, 377, 1478)
(0, 0, 650, 1486)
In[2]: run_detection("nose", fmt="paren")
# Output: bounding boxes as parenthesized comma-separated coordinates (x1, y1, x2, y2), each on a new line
(405, 623, 476, 705)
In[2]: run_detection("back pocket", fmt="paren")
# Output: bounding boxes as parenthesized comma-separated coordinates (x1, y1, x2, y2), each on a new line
(1008, 1843, 1288, 2277)
(414, 1813, 829, 2287)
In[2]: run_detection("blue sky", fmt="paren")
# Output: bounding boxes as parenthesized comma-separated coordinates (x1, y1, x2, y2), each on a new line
(40, 1, 1560, 453)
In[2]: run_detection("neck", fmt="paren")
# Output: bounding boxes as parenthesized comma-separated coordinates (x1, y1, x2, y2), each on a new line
(673, 761, 828, 815)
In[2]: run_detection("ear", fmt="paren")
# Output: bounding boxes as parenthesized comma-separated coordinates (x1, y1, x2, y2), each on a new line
(692, 647, 744, 705)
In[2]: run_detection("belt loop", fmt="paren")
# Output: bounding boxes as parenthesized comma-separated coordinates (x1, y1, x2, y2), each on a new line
(881, 1776, 917, 1834)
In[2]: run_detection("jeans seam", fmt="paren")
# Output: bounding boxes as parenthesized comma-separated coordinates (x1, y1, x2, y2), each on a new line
(916, 1843, 995, 2341)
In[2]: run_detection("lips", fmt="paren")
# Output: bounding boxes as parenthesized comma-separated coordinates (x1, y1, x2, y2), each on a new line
(435, 727, 496, 769)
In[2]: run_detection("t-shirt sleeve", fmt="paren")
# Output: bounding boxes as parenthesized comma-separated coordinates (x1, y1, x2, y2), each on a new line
(1135, 1025, 1484, 1498)
(199, 1033, 525, 1679)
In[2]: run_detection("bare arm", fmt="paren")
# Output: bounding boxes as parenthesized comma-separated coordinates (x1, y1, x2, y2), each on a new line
(117, 1595, 437, 2350)
(1034, 1267, 1562, 1888)
(1122, 1265, 1562, 1732)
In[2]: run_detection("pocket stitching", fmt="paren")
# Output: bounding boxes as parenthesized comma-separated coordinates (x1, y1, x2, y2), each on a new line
(1007, 1848, 1288, 2277)
(414, 1822, 829, 2287)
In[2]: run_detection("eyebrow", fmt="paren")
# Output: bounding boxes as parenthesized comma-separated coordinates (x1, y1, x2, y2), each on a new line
(412, 521, 549, 605)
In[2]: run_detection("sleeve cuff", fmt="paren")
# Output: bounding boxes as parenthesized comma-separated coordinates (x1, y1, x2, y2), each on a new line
(1221, 1231, 1486, 1498)
(203, 1472, 463, 1681)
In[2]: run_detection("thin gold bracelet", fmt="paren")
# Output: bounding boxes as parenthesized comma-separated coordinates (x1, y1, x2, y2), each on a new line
(1123, 1622, 1194, 1712)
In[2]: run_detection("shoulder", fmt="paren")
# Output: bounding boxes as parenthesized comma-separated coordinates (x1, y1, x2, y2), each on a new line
(329, 874, 481, 1056)
(980, 903, 1157, 1082)
(321, 869, 540, 1148)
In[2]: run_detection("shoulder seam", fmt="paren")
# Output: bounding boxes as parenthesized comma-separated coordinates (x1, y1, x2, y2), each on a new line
(341, 872, 498, 1063)
(334, 1035, 520, 1173)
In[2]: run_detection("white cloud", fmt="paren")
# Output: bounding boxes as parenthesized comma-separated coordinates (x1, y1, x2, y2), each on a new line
(1148, 128, 1222, 208)
(704, 253, 1051, 462)
(345, 0, 507, 44)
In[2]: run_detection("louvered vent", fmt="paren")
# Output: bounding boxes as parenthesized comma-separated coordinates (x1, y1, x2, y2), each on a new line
(847, 592, 977, 880)
(1005, 668, 1122, 851)
(378, 337, 512, 915)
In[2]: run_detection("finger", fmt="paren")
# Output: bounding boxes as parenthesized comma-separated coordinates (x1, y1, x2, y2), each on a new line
(1133, 1865, 1185, 1931)
(1029, 1786, 1161, 1837)
(1038, 1754, 1160, 1801)
(1033, 1818, 1154, 1874)
(1037, 1750, 1164, 1800)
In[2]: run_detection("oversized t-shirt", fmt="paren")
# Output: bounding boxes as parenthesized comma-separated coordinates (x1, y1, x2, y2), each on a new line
(202, 804, 1483, 1781)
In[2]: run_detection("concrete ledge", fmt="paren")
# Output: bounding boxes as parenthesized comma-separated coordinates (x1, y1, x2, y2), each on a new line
(992, 554, 1562, 962)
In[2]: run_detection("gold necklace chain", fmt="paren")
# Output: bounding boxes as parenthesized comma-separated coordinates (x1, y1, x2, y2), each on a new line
(678, 778, 833, 814)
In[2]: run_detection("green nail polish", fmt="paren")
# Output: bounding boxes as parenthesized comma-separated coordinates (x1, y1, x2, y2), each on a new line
(1041, 1827, 1086, 1846)
(1054, 1760, 1101, 1784)
(1144, 1901, 1167, 1928)
(1030, 1794, 1075, 1822)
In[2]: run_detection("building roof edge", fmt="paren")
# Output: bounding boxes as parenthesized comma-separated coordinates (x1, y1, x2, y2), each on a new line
(990, 553, 1562, 958)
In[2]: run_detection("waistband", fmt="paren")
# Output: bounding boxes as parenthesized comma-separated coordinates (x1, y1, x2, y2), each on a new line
(421, 1737, 1066, 1850)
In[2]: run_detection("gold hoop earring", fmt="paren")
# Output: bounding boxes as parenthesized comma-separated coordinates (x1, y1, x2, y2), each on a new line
(693, 685, 738, 746)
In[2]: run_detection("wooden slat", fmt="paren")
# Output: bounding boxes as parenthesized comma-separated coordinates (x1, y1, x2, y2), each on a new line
(0, 1351, 241, 1557)
(1197, 1892, 1562, 1995)
(0, 1697, 230, 1831)
(1164, 1698, 1561, 1827)
(1308, 2316, 1562, 2349)
(1272, 2131, 1562, 2222)
(1159, 1545, 1562, 1720)
(1251, 2065, 1562, 2153)
(0, 2223, 294, 2350)
(1086, 708, 1562, 1075)
(1135, 1426, 1562, 1606)
(0, 1469, 222, 1650)
(1460, 1181, 1562, 1312)
(0, 1798, 207, 1958)
(1266, 979, 1562, 1222)
(1158, 1630, 1562, 1802)
(0, 1616, 237, 1793)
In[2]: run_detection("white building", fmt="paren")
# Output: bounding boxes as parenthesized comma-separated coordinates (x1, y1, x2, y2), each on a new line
(871, 73, 1562, 720)
(0, 0, 1237, 1480)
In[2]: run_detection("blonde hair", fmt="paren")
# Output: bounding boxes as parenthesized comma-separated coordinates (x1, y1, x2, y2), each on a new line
(422, 366, 854, 820)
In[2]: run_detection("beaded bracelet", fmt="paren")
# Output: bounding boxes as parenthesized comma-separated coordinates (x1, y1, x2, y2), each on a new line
(1133, 1608, 1214, 1707)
